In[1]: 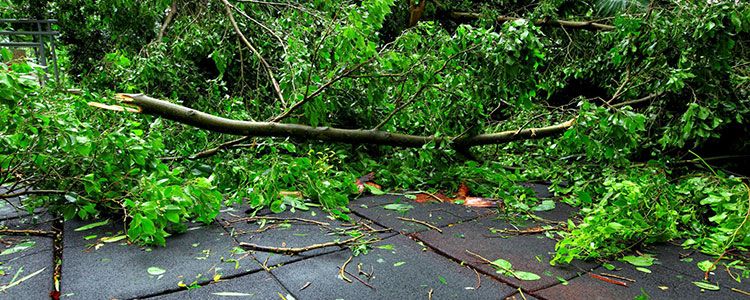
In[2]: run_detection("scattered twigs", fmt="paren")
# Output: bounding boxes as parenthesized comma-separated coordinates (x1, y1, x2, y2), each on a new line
(0, 229, 55, 237)
(162, 136, 252, 161)
(340, 266, 376, 290)
(449, 11, 615, 31)
(471, 266, 481, 289)
(428, 288, 433, 300)
(526, 213, 567, 225)
(0, 189, 66, 199)
(227, 216, 331, 227)
(237, 0, 320, 18)
(231, 5, 287, 55)
(599, 272, 635, 282)
(465, 250, 492, 264)
(239, 235, 362, 255)
(610, 93, 661, 108)
(732, 287, 750, 297)
(220, 0, 286, 107)
(339, 255, 353, 283)
(607, 70, 630, 104)
(396, 217, 442, 233)
(590, 273, 628, 287)
(485, 225, 559, 236)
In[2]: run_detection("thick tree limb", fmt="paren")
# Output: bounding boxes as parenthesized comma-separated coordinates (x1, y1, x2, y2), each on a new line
(103, 94, 575, 149)
(450, 11, 615, 31)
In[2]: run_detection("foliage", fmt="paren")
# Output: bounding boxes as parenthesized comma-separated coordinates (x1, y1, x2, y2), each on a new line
(1, 0, 749, 273)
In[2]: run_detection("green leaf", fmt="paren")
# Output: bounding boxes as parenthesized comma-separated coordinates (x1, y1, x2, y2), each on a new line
(147, 266, 166, 276)
(74, 219, 109, 231)
(383, 203, 413, 213)
(697, 260, 716, 272)
(620, 255, 655, 267)
(0, 241, 36, 256)
(165, 211, 180, 223)
(636, 267, 651, 273)
(141, 218, 156, 234)
(377, 244, 394, 250)
(366, 184, 385, 195)
(514, 271, 541, 281)
(393, 261, 406, 267)
(101, 235, 127, 243)
(532, 200, 555, 211)
(692, 281, 720, 291)
(491, 258, 513, 270)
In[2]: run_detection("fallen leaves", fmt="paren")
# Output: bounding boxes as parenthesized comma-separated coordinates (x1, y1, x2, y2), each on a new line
(620, 254, 655, 267)
(356, 172, 382, 193)
(147, 266, 166, 276)
(466, 250, 540, 281)
(356, 173, 503, 209)
(693, 281, 720, 291)
(462, 197, 498, 208)
(0, 240, 36, 256)
(0, 267, 46, 292)
(74, 219, 109, 232)
(383, 203, 413, 213)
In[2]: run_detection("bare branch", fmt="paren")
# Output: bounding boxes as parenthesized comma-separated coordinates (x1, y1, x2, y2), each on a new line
(450, 11, 615, 31)
(0, 189, 67, 199)
(220, 0, 286, 107)
(157, 0, 178, 43)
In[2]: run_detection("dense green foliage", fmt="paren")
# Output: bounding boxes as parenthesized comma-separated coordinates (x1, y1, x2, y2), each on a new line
(1, 0, 749, 271)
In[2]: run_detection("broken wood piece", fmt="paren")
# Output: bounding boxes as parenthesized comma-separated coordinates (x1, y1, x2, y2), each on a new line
(396, 217, 442, 233)
(0, 229, 55, 237)
(239, 235, 362, 255)
(590, 273, 628, 287)
(599, 272, 636, 282)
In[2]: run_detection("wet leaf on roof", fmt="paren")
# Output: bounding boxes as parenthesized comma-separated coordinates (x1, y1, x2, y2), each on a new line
(74, 220, 109, 231)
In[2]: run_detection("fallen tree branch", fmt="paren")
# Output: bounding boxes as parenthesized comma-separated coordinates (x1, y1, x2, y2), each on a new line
(450, 11, 615, 31)
(101, 94, 575, 149)
(239, 235, 362, 255)
(0, 189, 66, 199)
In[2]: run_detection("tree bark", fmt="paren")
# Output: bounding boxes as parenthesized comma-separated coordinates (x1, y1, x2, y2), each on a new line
(103, 94, 575, 149)
(450, 12, 615, 31)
